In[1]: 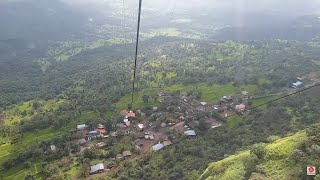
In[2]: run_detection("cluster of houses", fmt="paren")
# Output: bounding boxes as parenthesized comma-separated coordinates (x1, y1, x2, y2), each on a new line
(88, 149, 131, 174)
(216, 91, 249, 117)
(77, 123, 108, 146)
(76, 90, 255, 176)
(117, 110, 136, 128)
(78, 75, 314, 175)
(75, 111, 202, 175)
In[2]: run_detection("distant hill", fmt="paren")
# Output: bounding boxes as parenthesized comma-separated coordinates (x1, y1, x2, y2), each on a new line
(213, 14, 320, 41)
(0, 0, 88, 41)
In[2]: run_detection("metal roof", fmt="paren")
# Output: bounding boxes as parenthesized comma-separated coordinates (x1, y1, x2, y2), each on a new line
(149, 135, 155, 140)
(293, 81, 302, 86)
(77, 124, 87, 129)
(184, 130, 196, 136)
(123, 151, 132, 157)
(90, 163, 104, 173)
(152, 143, 164, 151)
(138, 124, 144, 129)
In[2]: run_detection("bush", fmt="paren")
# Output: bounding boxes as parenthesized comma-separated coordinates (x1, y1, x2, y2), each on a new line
(250, 143, 266, 160)
(3, 159, 15, 169)
(266, 136, 280, 143)
(25, 173, 35, 180)
(24, 161, 32, 168)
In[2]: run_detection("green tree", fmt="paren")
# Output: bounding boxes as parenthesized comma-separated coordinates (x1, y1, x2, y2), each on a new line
(24, 173, 35, 180)
(197, 120, 210, 131)
(24, 161, 32, 168)
(42, 164, 59, 178)
(21, 110, 27, 117)
(32, 102, 40, 110)
(250, 143, 266, 160)
(79, 163, 90, 177)
(127, 103, 132, 110)
(244, 154, 259, 179)
(142, 95, 149, 104)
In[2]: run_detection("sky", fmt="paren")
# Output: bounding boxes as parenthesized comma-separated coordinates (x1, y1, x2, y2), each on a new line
(57, 0, 320, 18)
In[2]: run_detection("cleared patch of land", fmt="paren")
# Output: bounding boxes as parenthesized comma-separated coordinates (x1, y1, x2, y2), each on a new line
(143, 28, 182, 38)
(116, 83, 257, 110)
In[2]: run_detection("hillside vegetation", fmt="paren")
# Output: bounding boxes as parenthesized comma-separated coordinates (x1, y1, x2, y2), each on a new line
(1, 35, 320, 180)
(200, 131, 307, 180)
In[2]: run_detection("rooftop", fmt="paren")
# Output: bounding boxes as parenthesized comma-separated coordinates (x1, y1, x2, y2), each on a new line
(90, 163, 104, 173)
(77, 124, 87, 129)
(200, 102, 207, 106)
(97, 124, 104, 129)
(149, 135, 155, 140)
(152, 143, 164, 151)
(123, 151, 132, 157)
(184, 130, 196, 136)
(163, 140, 173, 147)
(235, 104, 246, 111)
(96, 142, 106, 148)
(89, 130, 98, 134)
(128, 112, 136, 118)
(138, 124, 144, 129)
(242, 91, 249, 95)
(50, 145, 56, 151)
(293, 81, 303, 87)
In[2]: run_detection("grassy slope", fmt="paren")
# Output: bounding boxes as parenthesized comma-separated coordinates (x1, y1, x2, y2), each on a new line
(3, 163, 42, 180)
(0, 128, 61, 179)
(226, 116, 243, 128)
(252, 95, 280, 108)
(2, 99, 65, 125)
(0, 110, 99, 179)
(199, 131, 306, 180)
(116, 83, 257, 110)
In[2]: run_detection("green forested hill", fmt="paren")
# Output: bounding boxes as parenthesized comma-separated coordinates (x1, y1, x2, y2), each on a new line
(2, 1, 320, 179)
(200, 124, 320, 180)
(1, 36, 320, 179)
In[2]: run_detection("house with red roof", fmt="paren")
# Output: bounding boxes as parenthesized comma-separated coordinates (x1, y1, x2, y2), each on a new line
(235, 104, 246, 112)
(127, 111, 136, 119)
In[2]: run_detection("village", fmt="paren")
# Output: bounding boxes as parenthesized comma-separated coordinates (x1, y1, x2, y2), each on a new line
(63, 89, 253, 175)
(41, 77, 311, 176)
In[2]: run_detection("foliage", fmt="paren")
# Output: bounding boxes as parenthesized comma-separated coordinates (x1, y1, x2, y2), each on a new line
(250, 143, 266, 160)
(1, 28, 320, 180)
(200, 131, 306, 180)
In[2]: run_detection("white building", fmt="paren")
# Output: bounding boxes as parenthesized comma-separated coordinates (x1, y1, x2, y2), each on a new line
(90, 163, 105, 174)
(77, 124, 87, 130)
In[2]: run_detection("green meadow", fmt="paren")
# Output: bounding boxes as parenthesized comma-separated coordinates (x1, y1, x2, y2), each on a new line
(2, 99, 65, 125)
(116, 83, 258, 110)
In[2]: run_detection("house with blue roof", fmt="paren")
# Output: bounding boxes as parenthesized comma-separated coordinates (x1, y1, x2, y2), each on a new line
(152, 143, 164, 151)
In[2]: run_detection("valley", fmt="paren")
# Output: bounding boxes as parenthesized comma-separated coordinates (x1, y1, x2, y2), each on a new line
(1, 0, 320, 180)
